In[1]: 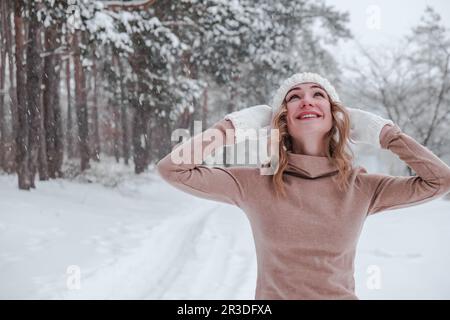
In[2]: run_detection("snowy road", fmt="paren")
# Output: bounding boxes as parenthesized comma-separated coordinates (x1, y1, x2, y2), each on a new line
(0, 170, 257, 299)
(1, 168, 449, 299)
(60, 204, 256, 300)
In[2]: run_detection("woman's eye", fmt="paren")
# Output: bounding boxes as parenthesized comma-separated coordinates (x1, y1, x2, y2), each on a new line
(287, 95, 300, 102)
(314, 92, 325, 98)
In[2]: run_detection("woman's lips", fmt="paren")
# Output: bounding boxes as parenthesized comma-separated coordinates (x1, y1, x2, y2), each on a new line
(296, 115, 322, 121)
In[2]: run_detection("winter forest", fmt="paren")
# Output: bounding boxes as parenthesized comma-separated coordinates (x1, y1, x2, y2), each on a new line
(0, 0, 449, 188)
(1, 0, 450, 299)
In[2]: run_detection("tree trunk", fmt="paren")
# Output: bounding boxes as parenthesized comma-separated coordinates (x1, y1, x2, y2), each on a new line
(117, 53, 129, 165)
(0, 0, 6, 171)
(53, 57, 63, 178)
(109, 51, 120, 163)
(158, 116, 171, 161)
(4, 0, 17, 174)
(14, 0, 30, 190)
(177, 107, 192, 129)
(43, 24, 64, 178)
(65, 38, 74, 159)
(26, 1, 45, 186)
(132, 105, 147, 173)
(113, 106, 121, 163)
(144, 115, 151, 167)
(202, 87, 208, 128)
(227, 76, 239, 114)
(42, 28, 55, 178)
(181, 51, 201, 133)
(72, 31, 90, 171)
(91, 50, 100, 161)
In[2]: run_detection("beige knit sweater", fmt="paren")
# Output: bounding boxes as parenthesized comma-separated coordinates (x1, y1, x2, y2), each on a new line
(156, 119, 450, 300)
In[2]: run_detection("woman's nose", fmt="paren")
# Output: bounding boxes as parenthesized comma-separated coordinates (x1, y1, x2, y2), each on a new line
(300, 96, 314, 108)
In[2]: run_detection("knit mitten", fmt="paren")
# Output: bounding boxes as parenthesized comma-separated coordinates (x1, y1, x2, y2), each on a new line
(224, 104, 272, 144)
(347, 107, 394, 148)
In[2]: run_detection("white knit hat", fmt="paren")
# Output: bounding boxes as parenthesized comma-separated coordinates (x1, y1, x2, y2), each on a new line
(270, 72, 341, 115)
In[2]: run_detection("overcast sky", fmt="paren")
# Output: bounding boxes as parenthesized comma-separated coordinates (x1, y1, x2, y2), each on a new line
(323, 0, 450, 62)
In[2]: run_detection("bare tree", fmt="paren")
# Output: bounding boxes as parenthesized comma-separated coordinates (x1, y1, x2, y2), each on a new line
(72, 30, 90, 171)
(3, 0, 17, 174)
(406, 7, 450, 152)
(43, 22, 64, 178)
(26, 0, 45, 186)
(65, 33, 75, 159)
(90, 46, 101, 162)
(345, 8, 450, 163)
(14, 0, 30, 189)
(0, 0, 6, 170)
(116, 52, 130, 165)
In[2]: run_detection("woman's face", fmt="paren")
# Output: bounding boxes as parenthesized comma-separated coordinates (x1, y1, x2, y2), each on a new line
(285, 82, 333, 138)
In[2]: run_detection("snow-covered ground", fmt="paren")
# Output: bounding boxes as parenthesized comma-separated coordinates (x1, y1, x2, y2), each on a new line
(1, 159, 449, 300)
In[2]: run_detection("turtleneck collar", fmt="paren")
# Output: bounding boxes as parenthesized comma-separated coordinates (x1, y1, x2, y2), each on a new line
(284, 151, 339, 179)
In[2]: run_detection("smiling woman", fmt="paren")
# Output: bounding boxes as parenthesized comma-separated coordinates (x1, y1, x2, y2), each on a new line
(156, 71, 450, 300)
(268, 74, 355, 198)
(285, 83, 334, 154)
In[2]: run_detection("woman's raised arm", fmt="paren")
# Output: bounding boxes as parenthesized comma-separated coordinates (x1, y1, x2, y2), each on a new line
(347, 107, 450, 215)
(156, 105, 272, 207)
(364, 123, 450, 215)
(156, 119, 246, 206)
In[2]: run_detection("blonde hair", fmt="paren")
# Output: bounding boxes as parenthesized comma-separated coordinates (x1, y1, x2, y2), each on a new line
(271, 99, 354, 199)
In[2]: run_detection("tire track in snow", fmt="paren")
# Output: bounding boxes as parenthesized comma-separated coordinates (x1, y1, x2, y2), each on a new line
(45, 201, 255, 299)
(50, 204, 217, 299)
(213, 218, 257, 299)
(156, 204, 256, 299)
(206, 207, 257, 299)
(146, 206, 217, 299)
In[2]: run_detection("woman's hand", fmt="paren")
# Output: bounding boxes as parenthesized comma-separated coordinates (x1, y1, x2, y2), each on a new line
(347, 107, 394, 148)
(224, 104, 272, 144)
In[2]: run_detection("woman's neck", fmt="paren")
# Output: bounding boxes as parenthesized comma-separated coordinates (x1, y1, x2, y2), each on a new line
(291, 136, 327, 157)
